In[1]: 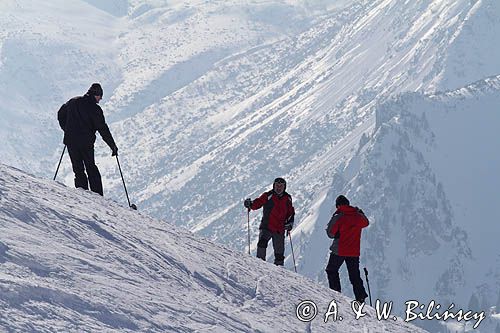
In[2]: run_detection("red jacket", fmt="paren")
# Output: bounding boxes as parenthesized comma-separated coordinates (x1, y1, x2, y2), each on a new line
(326, 205, 369, 257)
(251, 191, 295, 233)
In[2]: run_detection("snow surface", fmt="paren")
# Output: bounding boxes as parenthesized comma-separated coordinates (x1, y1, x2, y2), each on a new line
(0, 164, 428, 332)
(1, 1, 500, 332)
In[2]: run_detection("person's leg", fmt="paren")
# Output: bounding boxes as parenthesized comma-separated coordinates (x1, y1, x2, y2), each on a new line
(345, 257, 368, 302)
(81, 146, 103, 196)
(67, 145, 88, 190)
(271, 232, 285, 266)
(325, 254, 344, 292)
(256, 229, 272, 261)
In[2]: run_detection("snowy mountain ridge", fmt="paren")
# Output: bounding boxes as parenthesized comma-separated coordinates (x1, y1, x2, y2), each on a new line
(311, 74, 500, 332)
(0, 163, 429, 333)
(1, 1, 500, 332)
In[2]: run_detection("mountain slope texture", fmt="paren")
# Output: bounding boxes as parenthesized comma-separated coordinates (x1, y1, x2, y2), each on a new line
(0, 164, 428, 332)
(1, 1, 499, 332)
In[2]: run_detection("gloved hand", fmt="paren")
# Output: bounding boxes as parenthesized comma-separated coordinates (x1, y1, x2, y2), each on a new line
(111, 145, 118, 156)
(285, 214, 294, 231)
(244, 198, 252, 209)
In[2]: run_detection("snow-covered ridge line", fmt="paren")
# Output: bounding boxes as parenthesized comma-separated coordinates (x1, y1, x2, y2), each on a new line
(437, 73, 500, 98)
(375, 73, 500, 128)
(0, 163, 427, 332)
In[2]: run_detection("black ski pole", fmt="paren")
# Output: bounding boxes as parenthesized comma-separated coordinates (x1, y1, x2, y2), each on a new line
(363, 267, 372, 306)
(287, 230, 297, 273)
(53, 145, 66, 180)
(247, 209, 251, 255)
(115, 155, 137, 210)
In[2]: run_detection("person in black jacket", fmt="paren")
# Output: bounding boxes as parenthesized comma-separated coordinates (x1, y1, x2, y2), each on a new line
(57, 83, 118, 196)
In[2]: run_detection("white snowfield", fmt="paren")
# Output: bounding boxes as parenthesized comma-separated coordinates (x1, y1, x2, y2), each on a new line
(0, 164, 427, 333)
(1, 1, 500, 332)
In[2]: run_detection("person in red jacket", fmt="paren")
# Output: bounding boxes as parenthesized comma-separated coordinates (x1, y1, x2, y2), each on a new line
(325, 195, 369, 303)
(244, 177, 295, 266)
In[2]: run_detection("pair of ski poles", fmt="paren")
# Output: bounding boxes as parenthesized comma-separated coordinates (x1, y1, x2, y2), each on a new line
(246, 209, 297, 273)
(53, 145, 137, 210)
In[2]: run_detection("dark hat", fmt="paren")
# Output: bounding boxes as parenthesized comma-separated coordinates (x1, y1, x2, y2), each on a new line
(274, 177, 286, 190)
(335, 195, 350, 207)
(87, 83, 103, 97)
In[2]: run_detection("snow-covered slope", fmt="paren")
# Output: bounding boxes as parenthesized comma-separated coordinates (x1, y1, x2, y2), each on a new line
(0, 163, 428, 332)
(1, 1, 500, 332)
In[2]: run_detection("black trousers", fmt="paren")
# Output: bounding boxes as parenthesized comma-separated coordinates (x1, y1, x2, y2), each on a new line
(256, 229, 285, 265)
(325, 253, 368, 302)
(67, 145, 103, 196)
